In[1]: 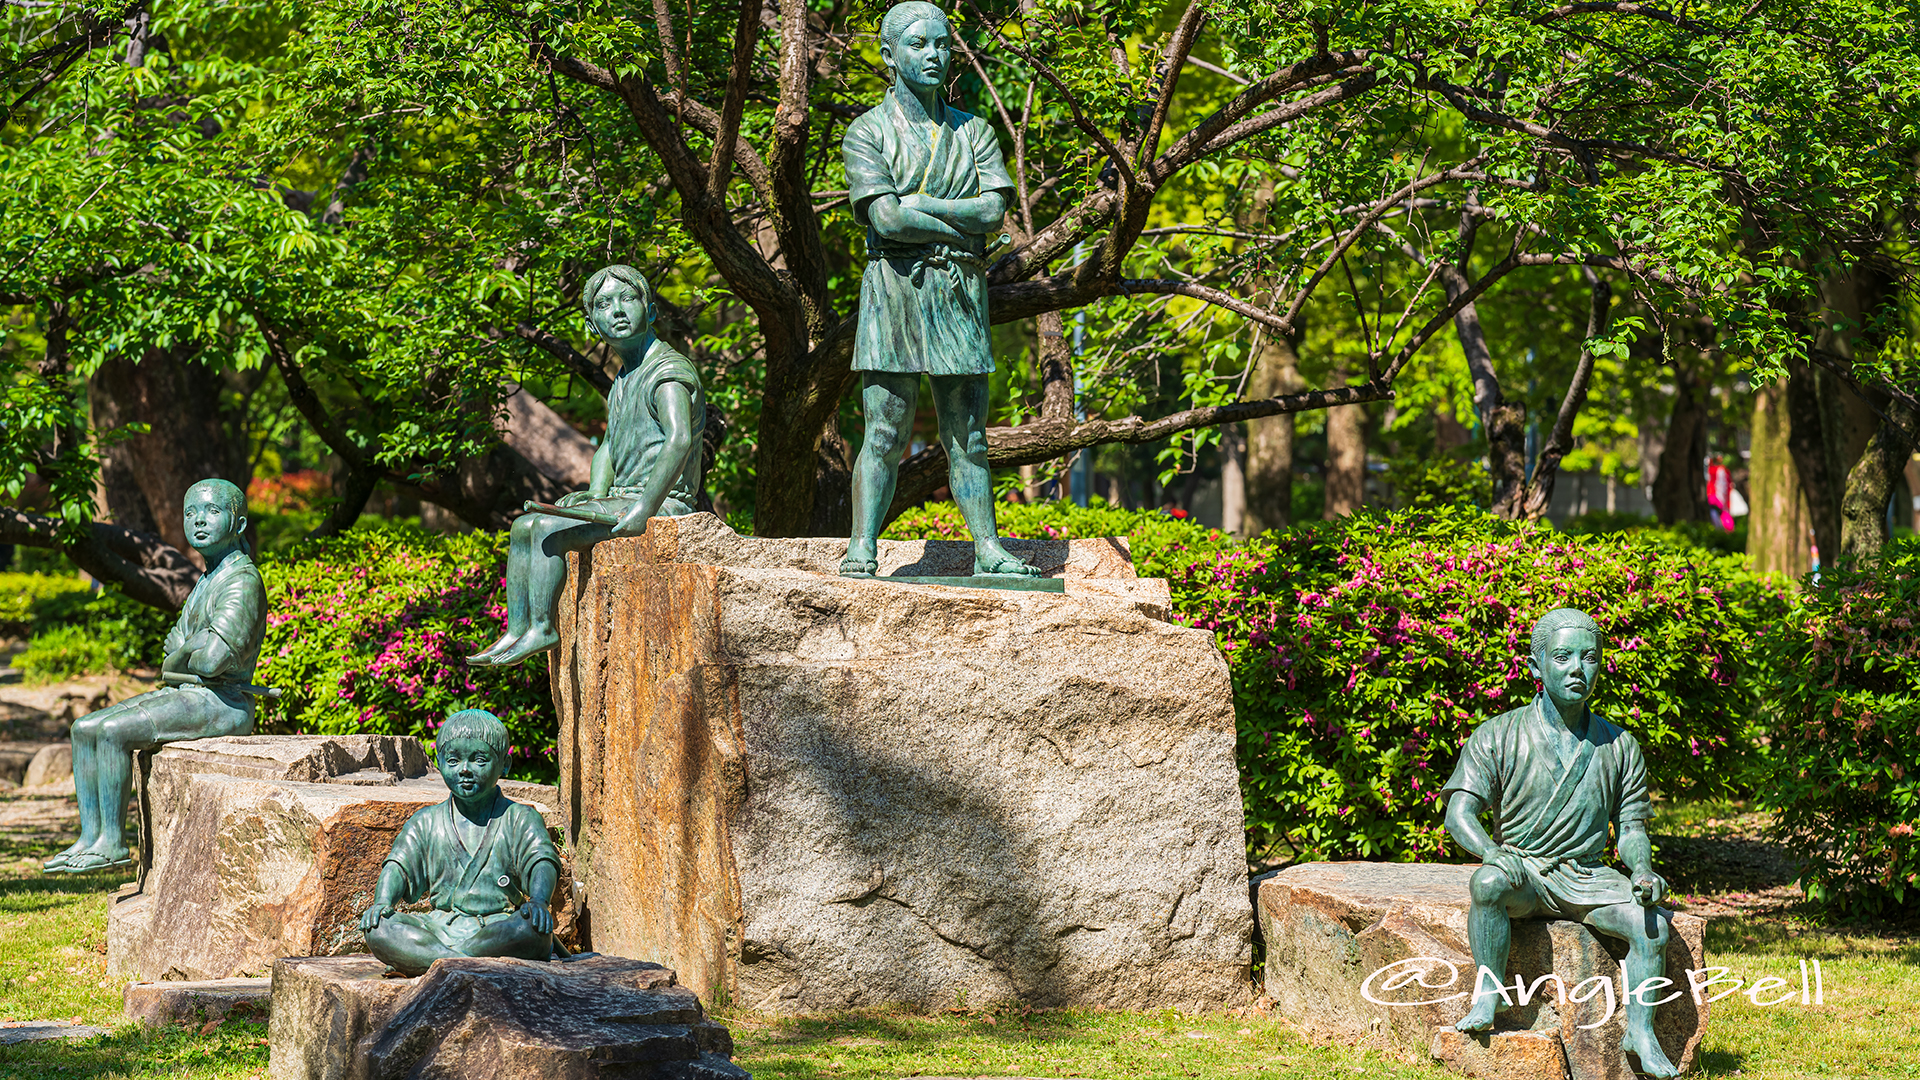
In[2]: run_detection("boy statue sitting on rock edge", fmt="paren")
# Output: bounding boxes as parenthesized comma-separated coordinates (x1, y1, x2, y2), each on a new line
(468, 263, 706, 666)
(1442, 607, 1679, 1078)
(44, 478, 267, 875)
(360, 709, 560, 975)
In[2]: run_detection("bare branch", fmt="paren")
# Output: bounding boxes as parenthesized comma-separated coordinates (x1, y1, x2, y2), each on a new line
(705, 0, 763, 215)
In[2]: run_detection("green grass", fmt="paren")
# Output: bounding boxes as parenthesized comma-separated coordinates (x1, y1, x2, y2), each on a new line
(0, 792, 1915, 1079)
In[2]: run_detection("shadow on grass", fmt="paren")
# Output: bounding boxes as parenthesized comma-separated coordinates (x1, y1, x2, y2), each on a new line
(1706, 912, 1920, 962)
(0, 1021, 268, 1080)
(1697, 1047, 1748, 1075)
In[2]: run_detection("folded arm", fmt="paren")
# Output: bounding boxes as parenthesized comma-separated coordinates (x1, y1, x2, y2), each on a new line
(867, 193, 972, 245)
(896, 191, 1007, 235)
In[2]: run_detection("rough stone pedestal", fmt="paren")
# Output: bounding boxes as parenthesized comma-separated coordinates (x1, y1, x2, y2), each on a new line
(124, 978, 271, 1027)
(553, 514, 1251, 1013)
(1259, 862, 1709, 1080)
(267, 954, 749, 1080)
(108, 735, 572, 981)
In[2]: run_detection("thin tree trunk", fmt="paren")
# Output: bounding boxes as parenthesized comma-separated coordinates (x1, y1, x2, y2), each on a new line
(1324, 366, 1367, 518)
(1651, 349, 1710, 525)
(1839, 405, 1917, 558)
(1522, 277, 1610, 520)
(1748, 381, 1811, 577)
(1907, 455, 1920, 534)
(1220, 423, 1246, 536)
(1243, 335, 1298, 532)
(1782, 359, 1845, 563)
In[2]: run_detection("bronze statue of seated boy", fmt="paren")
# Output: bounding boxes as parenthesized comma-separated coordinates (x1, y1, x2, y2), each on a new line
(359, 709, 560, 975)
(45, 478, 268, 874)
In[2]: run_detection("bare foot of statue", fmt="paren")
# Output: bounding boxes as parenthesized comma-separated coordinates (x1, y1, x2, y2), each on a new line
(974, 540, 1039, 577)
(467, 635, 521, 666)
(61, 845, 133, 874)
(1453, 998, 1499, 1033)
(840, 539, 878, 578)
(1623, 1027, 1678, 1077)
(43, 842, 87, 871)
(489, 629, 561, 666)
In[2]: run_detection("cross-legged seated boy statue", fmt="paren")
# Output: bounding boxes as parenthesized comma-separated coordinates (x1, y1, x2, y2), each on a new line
(44, 479, 266, 874)
(469, 264, 706, 666)
(837, 1, 1037, 580)
(1441, 608, 1679, 1078)
(360, 709, 559, 975)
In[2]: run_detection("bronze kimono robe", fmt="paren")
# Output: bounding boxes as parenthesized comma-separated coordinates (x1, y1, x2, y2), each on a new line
(843, 89, 1015, 376)
(380, 792, 560, 947)
(1442, 694, 1651, 918)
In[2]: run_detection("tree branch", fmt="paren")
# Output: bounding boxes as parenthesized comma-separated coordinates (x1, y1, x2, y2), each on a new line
(706, 0, 762, 215)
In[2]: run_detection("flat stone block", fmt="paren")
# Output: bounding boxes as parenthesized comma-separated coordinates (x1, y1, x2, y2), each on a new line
(554, 518, 1250, 1013)
(1432, 1027, 1570, 1080)
(1260, 862, 1708, 1080)
(267, 954, 748, 1080)
(0, 1021, 110, 1044)
(124, 977, 271, 1027)
(108, 734, 573, 981)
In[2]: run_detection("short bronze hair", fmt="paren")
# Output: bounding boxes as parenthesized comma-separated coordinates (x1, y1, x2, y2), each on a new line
(437, 708, 511, 759)
(881, 1, 950, 54)
(184, 478, 246, 516)
(1530, 608, 1602, 657)
(579, 264, 654, 323)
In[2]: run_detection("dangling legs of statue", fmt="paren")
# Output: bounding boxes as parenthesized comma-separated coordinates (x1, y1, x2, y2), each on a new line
(1455, 862, 1524, 1032)
(1588, 900, 1679, 1077)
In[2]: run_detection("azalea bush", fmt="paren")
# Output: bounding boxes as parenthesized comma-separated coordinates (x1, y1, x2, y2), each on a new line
(1181, 507, 1790, 864)
(253, 527, 557, 782)
(882, 498, 1233, 581)
(1759, 538, 1920, 916)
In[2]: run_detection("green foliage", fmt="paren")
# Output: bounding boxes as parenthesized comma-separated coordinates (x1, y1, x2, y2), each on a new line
(1171, 507, 1789, 865)
(1384, 455, 1486, 511)
(1758, 538, 1920, 917)
(0, 571, 90, 638)
(7, 575, 174, 680)
(881, 497, 1233, 582)
(253, 527, 556, 782)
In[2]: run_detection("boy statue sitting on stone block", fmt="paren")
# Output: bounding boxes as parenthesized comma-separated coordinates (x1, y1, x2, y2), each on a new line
(1442, 608, 1679, 1078)
(360, 709, 560, 976)
(468, 264, 706, 667)
(45, 478, 267, 875)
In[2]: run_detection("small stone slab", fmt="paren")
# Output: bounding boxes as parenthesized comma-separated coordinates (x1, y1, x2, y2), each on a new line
(1260, 862, 1708, 1080)
(1431, 1027, 1571, 1080)
(873, 575, 1067, 593)
(267, 954, 749, 1080)
(0, 1021, 111, 1044)
(124, 977, 271, 1027)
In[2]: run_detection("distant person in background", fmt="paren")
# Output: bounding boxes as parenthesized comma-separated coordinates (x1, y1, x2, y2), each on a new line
(1705, 456, 1734, 532)
(46, 479, 267, 874)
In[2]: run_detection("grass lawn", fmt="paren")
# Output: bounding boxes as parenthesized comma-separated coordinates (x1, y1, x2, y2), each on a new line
(0, 787, 1912, 1079)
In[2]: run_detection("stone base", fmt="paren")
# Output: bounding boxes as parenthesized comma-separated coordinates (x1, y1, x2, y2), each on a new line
(1260, 863, 1707, 1080)
(554, 515, 1250, 1013)
(124, 978, 271, 1027)
(1431, 1027, 1572, 1080)
(267, 954, 748, 1080)
(108, 735, 574, 982)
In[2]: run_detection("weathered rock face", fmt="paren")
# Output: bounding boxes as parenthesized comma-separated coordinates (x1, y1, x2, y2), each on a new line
(108, 736, 572, 982)
(1259, 862, 1709, 1080)
(553, 514, 1251, 1013)
(123, 977, 271, 1027)
(267, 954, 748, 1080)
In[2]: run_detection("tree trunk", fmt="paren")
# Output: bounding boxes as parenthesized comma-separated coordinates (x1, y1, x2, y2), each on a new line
(1651, 354, 1710, 525)
(1839, 405, 1917, 559)
(1486, 401, 1527, 518)
(1782, 360, 1847, 564)
(1748, 380, 1811, 577)
(1907, 455, 1920, 534)
(1324, 367, 1367, 519)
(1522, 277, 1609, 521)
(1220, 423, 1245, 536)
(89, 345, 253, 559)
(1243, 335, 1298, 533)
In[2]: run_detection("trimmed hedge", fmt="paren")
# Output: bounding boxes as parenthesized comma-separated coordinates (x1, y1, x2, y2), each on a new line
(1759, 537, 1920, 916)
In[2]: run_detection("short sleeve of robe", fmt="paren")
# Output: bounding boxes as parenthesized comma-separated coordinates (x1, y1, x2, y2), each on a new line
(506, 802, 561, 886)
(843, 115, 894, 227)
(1610, 729, 1652, 831)
(202, 562, 267, 673)
(966, 116, 1015, 200)
(641, 354, 703, 412)
(382, 807, 436, 901)
(1441, 721, 1503, 808)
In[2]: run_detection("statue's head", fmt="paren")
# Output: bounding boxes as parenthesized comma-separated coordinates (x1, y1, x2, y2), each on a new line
(1526, 608, 1603, 712)
(880, 1, 952, 95)
(581, 264, 655, 345)
(182, 479, 248, 555)
(436, 708, 511, 802)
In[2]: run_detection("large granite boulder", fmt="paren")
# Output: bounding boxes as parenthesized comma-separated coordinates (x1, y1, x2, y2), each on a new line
(553, 514, 1250, 1012)
(108, 735, 574, 982)
(1259, 862, 1709, 1080)
(267, 954, 748, 1080)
